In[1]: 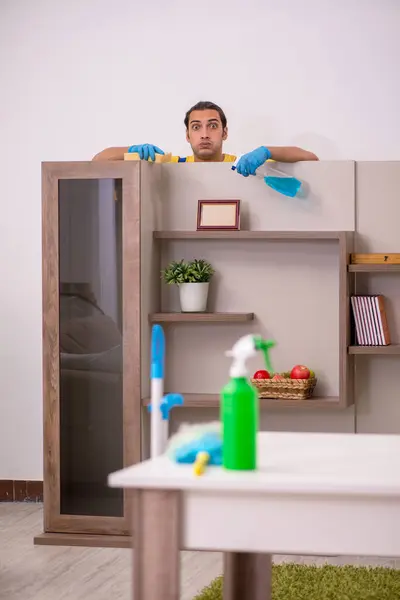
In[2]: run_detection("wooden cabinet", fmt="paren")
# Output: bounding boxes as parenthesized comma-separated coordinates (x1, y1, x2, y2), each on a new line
(35, 158, 357, 547)
(37, 161, 142, 546)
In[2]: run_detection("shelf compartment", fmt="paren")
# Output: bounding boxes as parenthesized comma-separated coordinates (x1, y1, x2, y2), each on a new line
(348, 344, 400, 355)
(154, 230, 348, 241)
(348, 264, 400, 272)
(142, 394, 341, 410)
(149, 312, 254, 323)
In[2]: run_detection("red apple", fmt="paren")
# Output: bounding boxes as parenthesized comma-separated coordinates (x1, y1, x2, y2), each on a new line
(290, 365, 310, 379)
(272, 373, 284, 381)
(253, 369, 270, 379)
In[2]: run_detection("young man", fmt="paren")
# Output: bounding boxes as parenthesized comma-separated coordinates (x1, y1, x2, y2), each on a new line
(92, 100, 318, 176)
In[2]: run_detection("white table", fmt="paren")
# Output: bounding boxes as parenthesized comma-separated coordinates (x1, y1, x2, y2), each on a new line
(108, 431, 400, 600)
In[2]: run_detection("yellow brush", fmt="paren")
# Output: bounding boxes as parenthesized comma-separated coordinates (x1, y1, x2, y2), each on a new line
(193, 451, 210, 476)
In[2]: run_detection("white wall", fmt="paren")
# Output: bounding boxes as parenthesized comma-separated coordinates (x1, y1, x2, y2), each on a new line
(0, 0, 399, 480)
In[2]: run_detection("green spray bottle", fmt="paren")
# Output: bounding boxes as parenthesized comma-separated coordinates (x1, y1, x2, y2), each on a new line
(221, 334, 276, 471)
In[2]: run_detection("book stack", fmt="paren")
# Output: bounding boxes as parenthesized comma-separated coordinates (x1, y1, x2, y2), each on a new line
(350, 295, 391, 346)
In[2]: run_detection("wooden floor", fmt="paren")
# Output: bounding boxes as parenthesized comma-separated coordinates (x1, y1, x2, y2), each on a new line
(1, 503, 399, 600)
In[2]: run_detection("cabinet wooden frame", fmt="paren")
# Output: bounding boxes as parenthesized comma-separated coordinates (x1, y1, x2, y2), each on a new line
(42, 161, 141, 536)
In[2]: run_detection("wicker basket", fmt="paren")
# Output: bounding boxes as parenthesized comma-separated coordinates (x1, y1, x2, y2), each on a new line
(251, 377, 317, 400)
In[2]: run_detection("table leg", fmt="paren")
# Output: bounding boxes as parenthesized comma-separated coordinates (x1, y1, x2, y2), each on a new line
(133, 489, 181, 600)
(223, 551, 272, 600)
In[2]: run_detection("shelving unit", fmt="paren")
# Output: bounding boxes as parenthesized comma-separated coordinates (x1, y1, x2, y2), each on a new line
(152, 229, 354, 410)
(37, 157, 359, 548)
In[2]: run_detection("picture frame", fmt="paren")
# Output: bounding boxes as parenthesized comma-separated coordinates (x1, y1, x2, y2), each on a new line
(197, 199, 241, 231)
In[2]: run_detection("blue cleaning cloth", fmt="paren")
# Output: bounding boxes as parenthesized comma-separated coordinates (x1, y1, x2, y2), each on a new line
(264, 175, 302, 198)
(173, 432, 223, 466)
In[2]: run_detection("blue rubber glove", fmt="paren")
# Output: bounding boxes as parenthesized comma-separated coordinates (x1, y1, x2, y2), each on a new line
(235, 146, 271, 177)
(128, 144, 165, 161)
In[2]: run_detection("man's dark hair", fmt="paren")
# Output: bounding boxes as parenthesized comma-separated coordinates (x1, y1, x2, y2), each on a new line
(184, 101, 227, 130)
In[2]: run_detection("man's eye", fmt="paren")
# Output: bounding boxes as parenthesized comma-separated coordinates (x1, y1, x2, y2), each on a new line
(210, 123, 218, 129)
(192, 125, 199, 131)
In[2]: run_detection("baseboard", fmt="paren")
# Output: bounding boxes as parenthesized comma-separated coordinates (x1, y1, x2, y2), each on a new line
(34, 532, 131, 549)
(0, 479, 43, 502)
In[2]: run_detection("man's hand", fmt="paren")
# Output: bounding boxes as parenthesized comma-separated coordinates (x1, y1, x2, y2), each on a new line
(235, 146, 271, 177)
(92, 147, 128, 161)
(128, 144, 165, 161)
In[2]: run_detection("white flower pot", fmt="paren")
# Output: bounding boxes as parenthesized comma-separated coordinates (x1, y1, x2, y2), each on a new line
(179, 282, 210, 312)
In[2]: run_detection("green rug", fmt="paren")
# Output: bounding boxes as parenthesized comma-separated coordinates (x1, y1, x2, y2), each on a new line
(194, 564, 400, 600)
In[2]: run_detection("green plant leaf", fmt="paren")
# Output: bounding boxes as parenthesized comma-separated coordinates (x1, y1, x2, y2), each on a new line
(161, 258, 214, 284)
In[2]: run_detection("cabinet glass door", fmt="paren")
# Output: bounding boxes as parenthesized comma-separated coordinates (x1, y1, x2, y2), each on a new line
(58, 178, 123, 517)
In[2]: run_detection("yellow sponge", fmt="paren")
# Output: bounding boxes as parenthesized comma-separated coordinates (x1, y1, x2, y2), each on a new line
(124, 152, 172, 163)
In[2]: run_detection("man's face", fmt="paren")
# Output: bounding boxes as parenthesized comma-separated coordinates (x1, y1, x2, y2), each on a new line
(186, 109, 228, 160)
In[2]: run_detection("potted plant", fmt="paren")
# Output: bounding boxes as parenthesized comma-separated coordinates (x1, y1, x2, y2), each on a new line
(162, 259, 215, 312)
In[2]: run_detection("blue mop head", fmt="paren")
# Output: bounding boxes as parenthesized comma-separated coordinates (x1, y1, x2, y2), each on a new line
(165, 422, 223, 466)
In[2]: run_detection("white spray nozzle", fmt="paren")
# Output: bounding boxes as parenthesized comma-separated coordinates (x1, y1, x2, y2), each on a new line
(226, 334, 258, 378)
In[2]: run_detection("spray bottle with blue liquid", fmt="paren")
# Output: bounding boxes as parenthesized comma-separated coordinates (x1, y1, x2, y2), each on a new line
(232, 156, 304, 198)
